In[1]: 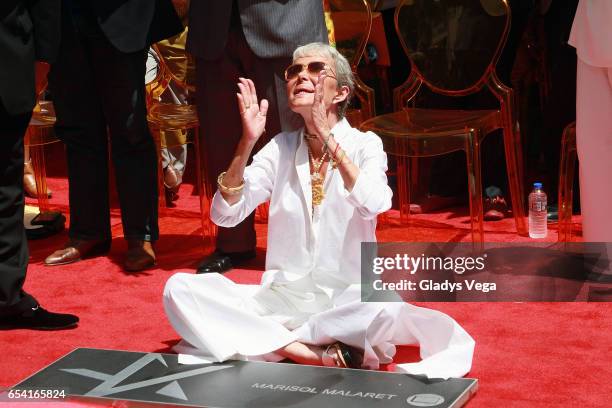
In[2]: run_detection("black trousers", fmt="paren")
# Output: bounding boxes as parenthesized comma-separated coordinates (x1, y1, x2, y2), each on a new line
(48, 7, 158, 242)
(196, 22, 299, 253)
(0, 103, 37, 317)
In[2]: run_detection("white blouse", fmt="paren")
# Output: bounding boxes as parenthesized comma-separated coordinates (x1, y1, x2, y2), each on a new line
(569, 0, 612, 67)
(211, 118, 393, 301)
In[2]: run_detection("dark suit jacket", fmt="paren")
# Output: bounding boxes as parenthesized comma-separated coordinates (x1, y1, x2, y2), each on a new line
(187, 0, 328, 60)
(0, 0, 60, 115)
(90, 0, 183, 53)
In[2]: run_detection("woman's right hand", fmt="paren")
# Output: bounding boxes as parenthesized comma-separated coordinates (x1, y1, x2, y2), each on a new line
(237, 77, 268, 143)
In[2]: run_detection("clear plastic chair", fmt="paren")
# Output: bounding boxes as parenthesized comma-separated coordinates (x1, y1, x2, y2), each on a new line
(146, 30, 215, 252)
(557, 122, 577, 243)
(326, 0, 376, 126)
(24, 62, 60, 222)
(360, 0, 527, 244)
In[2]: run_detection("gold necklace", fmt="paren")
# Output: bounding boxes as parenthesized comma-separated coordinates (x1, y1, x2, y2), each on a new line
(307, 145, 328, 207)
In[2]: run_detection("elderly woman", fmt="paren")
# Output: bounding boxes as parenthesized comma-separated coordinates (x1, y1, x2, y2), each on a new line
(163, 43, 474, 378)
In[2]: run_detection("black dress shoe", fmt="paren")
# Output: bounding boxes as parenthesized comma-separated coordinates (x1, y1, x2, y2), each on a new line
(0, 305, 79, 330)
(196, 252, 233, 274)
(196, 250, 256, 274)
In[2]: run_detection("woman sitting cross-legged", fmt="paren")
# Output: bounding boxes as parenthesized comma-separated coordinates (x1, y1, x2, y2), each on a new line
(163, 42, 475, 378)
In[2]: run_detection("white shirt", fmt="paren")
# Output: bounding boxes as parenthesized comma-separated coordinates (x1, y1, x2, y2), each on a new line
(569, 0, 612, 67)
(211, 118, 393, 301)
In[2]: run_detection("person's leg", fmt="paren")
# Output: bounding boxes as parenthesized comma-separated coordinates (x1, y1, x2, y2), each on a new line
(163, 273, 351, 365)
(576, 60, 612, 242)
(0, 106, 35, 316)
(45, 11, 114, 268)
(195, 25, 302, 273)
(159, 80, 189, 196)
(0, 104, 79, 330)
(195, 25, 258, 262)
(89, 39, 159, 247)
(289, 301, 474, 376)
(196, 30, 299, 265)
(163, 145, 187, 186)
(164, 273, 366, 367)
(163, 273, 298, 360)
(160, 145, 187, 205)
(166, 145, 187, 175)
(48, 11, 112, 244)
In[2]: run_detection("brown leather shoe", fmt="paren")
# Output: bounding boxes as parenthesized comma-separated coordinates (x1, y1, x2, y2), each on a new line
(44, 239, 111, 266)
(124, 240, 156, 272)
(24, 161, 52, 199)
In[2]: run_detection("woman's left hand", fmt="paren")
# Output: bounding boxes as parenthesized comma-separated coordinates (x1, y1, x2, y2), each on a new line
(311, 69, 331, 142)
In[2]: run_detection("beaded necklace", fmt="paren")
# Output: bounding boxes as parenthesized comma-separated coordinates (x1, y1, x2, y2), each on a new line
(306, 140, 328, 207)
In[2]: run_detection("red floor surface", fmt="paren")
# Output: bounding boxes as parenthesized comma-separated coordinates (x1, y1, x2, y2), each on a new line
(2, 175, 610, 408)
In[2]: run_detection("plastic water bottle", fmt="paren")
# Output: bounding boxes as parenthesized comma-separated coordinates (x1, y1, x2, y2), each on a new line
(528, 182, 547, 238)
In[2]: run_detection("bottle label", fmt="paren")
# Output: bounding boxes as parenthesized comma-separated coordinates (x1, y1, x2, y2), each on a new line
(530, 200, 547, 212)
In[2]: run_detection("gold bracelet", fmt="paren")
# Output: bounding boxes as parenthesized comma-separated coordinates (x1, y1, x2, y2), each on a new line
(332, 149, 346, 169)
(322, 132, 334, 154)
(217, 171, 245, 195)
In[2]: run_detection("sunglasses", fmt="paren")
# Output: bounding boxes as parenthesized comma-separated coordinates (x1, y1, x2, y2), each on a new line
(284, 61, 336, 81)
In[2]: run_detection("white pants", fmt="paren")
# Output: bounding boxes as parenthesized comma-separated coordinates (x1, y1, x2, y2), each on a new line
(576, 58, 612, 242)
(163, 273, 475, 379)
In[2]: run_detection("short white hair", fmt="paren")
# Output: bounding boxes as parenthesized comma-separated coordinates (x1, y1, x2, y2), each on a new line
(292, 42, 354, 118)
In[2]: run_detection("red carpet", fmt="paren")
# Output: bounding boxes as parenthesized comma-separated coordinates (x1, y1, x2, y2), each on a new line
(2, 170, 611, 408)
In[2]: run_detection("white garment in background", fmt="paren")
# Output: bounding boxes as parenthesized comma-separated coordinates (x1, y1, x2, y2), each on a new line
(569, 0, 612, 67)
(164, 119, 475, 379)
(570, 1, 612, 242)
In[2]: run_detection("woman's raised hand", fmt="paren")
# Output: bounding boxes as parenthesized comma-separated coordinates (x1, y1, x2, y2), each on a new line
(237, 78, 268, 142)
(311, 69, 332, 140)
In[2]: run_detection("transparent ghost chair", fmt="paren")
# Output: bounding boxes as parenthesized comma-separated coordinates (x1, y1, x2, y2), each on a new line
(360, 0, 527, 245)
(146, 29, 215, 252)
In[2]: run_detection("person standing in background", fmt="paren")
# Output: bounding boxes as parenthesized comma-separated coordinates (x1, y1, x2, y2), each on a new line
(569, 1, 612, 243)
(43, 0, 182, 271)
(1, 0, 78, 330)
(189, 0, 328, 274)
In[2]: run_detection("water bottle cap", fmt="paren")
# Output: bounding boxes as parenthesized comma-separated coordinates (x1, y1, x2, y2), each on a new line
(533, 182, 543, 189)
